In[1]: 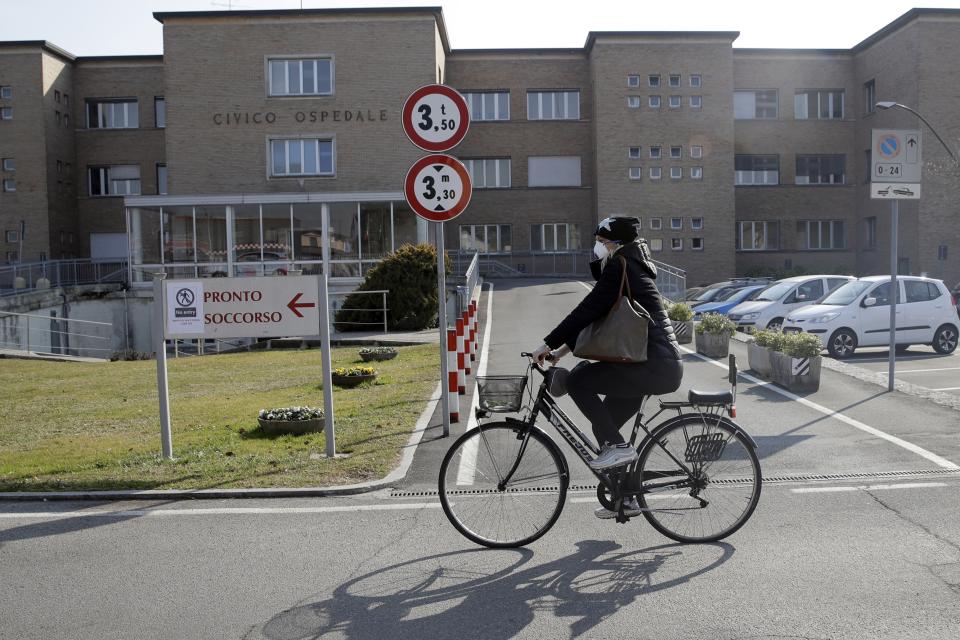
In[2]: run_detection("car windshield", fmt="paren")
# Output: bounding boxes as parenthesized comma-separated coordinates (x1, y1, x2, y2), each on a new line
(820, 281, 873, 305)
(716, 287, 745, 302)
(693, 286, 725, 301)
(755, 282, 793, 301)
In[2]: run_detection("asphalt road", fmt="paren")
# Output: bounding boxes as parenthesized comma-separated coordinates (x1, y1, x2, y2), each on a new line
(3, 278, 960, 640)
(835, 346, 960, 397)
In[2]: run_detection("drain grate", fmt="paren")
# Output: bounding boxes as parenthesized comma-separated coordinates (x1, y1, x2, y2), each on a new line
(390, 468, 960, 498)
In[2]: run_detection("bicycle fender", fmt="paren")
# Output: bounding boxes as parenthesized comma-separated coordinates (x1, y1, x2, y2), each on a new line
(650, 413, 759, 451)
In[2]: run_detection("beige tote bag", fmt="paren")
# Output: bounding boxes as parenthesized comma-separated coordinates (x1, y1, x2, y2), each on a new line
(573, 256, 652, 363)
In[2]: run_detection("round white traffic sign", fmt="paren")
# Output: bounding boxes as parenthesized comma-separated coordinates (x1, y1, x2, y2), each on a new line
(402, 84, 470, 152)
(404, 154, 472, 222)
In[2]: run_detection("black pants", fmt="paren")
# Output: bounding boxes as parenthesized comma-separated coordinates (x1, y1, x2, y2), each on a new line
(566, 358, 683, 446)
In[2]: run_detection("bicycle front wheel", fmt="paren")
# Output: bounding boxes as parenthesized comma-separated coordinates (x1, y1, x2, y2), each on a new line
(636, 415, 761, 543)
(439, 422, 568, 548)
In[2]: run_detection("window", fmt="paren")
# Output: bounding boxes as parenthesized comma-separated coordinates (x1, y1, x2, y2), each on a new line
(649, 146, 662, 159)
(649, 96, 661, 108)
(671, 238, 683, 251)
(690, 96, 702, 109)
(5, 230, 16, 243)
(57, 160, 63, 175)
(2, 178, 15, 192)
(690, 75, 702, 88)
(691, 217, 703, 230)
(669, 96, 681, 108)
(690, 167, 703, 180)
(649, 238, 663, 252)
(650, 218, 662, 230)
(157, 164, 168, 195)
(531, 223, 581, 252)
(738, 221, 779, 250)
(628, 146, 641, 159)
(734, 90, 778, 119)
(864, 80, 876, 114)
(63, 93, 69, 108)
(669, 74, 681, 88)
(270, 138, 334, 177)
(2, 158, 13, 171)
(650, 167, 662, 180)
(55, 111, 61, 125)
(0, 86, 11, 99)
(868, 282, 901, 306)
(463, 91, 509, 121)
(86, 99, 138, 129)
(155, 97, 166, 128)
(527, 91, 579, 120)
(670, 167, 682, 180)
(627, 75, 640, 87)
(460, 224, 512, 253)
(268, 57, 333, 96)
(798, 220, 845, 249)
(865, 216, 877, 249)
(88, 165, 140, 196)
(629, 167, 643, 180)
(904, 280, 941, 303)
(795, 90, 844, 120)
(63, 113, 69, 128)
(670, 217, 682, 230)
(691, 145, 703, 159)
(627, 96, 641, 109)
(796, 155, 845, 185)
(735, 155, 779, 185)
(691, 237, 704, 251)
(528, 156, 581, 187)
(1, 107, 11, 120)
(792, 279, 825, 302)
(55, 90, 61, 103)
(648, 75, 660, 88)
(670, 146, 682, 159)
(462, 158, 511, 188)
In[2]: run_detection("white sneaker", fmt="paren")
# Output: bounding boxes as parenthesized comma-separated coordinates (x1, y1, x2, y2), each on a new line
(588, 444, 638, 471)
(594, 496, 643, 519)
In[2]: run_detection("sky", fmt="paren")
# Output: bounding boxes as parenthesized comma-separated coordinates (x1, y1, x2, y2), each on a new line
(2, 0, 960, 56)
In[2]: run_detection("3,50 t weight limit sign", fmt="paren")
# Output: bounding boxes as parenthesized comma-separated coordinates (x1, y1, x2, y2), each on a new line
(402, 84, 470, 152)
(404, 154, 472, 222)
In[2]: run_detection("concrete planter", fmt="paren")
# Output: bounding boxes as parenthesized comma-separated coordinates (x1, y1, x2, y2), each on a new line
(257, 417, 325, 435)
(747, 342, 773, 379)
(332, 373, 377, 388)
(770, 351, 821, 393)
(673, 320, 694, 345)
(695, 330, 731, 359)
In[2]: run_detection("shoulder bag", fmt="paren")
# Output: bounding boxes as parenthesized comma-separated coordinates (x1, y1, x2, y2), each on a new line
(573, 256, 652, 363)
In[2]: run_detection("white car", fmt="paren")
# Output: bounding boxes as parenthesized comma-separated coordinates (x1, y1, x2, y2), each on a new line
(782, 275, 959, 358)
(728, 275, 855, 332)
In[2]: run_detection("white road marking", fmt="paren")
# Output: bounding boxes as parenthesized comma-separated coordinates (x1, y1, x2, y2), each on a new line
(792, 482, 947, 494)
(457, 282, 495, 485)
(894, 367, 960, 374)
(0, 503, 443, 520)
(932, 386, 960, 391)
(682, 346, 960, 471)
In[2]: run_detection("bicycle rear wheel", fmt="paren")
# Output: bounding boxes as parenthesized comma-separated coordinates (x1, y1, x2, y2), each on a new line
(439, 422, 568, 548)
(636, 415, 761, 543)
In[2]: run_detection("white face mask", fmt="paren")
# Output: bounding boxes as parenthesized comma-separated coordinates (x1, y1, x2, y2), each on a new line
(593, 240, 610, 260)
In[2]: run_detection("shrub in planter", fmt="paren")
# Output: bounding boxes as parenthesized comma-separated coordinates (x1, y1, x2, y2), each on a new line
(257, 406, 325, 435)
(358, 346, 398, 362)
(770, 333, 823, 393)
(747, 329, 783, 378)
(332, 366, 377, 388)
(667, 302, 695, 345)
(695, 313, 736, 359)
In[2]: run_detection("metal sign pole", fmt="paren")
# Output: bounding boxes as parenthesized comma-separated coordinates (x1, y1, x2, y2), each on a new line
(437, 222, 451, 437)
(153, 274, 174, 459)
(887, 200, 899, 392)
(317, 273, 336, 457)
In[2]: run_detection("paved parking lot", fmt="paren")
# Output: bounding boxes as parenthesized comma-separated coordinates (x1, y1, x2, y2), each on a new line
(836, 345, 960, 396)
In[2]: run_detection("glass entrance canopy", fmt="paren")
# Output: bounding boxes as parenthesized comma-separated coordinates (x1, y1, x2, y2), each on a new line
(124, 192, 429, 283)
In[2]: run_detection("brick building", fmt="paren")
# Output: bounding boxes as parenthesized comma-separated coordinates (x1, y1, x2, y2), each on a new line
(0, 6, 957, 289)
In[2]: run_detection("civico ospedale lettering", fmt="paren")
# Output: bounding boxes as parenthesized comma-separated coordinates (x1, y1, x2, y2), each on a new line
(212, 109, 389, 126)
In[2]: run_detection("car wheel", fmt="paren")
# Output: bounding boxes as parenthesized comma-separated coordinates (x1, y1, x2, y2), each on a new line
(766, 317, 785, 332)
(932, 325, 958, 355)
(827, 328, 858, 359)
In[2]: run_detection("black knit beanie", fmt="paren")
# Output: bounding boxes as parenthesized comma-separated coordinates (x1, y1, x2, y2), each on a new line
(594, 216, 640, 243)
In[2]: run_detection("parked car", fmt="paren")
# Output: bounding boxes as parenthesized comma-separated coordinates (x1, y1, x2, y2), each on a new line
(782, 275, 959, 358)
(688, 278, 772, 308)
(692, 284, 768, 320)
(728, 275, 855, 332)
(952, 282, 960, 320)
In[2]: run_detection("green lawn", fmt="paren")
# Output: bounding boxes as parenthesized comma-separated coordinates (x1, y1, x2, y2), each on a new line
(0, 345, 439, 491)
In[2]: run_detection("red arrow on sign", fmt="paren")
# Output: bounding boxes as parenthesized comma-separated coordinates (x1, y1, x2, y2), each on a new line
(287, 292, 316, 318)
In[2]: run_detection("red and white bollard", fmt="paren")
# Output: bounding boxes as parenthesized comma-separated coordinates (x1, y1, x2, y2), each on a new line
(461, 310, 472, 375)
(469, 301, 479, 359)
(446, 328, 460, 422)
(455, 318, 466, 394)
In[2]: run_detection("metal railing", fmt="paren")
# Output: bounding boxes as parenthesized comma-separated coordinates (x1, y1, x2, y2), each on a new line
(0, 310, 113, 359)
(0, 259, 127, 295)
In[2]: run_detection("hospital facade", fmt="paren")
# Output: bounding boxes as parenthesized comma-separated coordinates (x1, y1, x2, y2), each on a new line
(0, 6, 958, 288)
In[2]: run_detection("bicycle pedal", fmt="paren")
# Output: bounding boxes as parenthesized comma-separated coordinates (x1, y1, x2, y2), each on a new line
(615, 513, 630, 524)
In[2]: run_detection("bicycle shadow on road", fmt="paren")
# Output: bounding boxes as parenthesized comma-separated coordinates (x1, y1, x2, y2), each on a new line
(247, 539, 734, 640)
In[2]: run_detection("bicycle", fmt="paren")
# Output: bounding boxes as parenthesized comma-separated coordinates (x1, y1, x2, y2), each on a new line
(438, 353, 762, 548)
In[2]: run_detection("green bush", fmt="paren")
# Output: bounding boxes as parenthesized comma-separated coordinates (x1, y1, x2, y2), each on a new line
(782, 332, 823, 357)
(667, 302, 694, 322)
(752, 329, 786, 352)
(334, 244, 452, 332)
(696, 312, 736, 335)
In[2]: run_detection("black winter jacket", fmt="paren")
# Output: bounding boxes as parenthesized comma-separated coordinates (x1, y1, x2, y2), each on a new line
(543, 241, 681, 360)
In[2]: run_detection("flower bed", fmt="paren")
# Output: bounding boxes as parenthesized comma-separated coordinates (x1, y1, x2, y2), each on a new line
(332, 366, 377, 388)
(257, 406, 325, 435)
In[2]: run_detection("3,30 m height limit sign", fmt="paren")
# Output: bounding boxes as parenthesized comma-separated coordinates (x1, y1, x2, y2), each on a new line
(404, 154, 472, 222)
(402, 84, 470, 152)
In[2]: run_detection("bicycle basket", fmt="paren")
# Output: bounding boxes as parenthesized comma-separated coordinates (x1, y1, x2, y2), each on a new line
(477, 375, 528, 412)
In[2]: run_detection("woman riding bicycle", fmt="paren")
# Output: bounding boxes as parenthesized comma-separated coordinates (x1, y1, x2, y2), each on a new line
(531, 216, 683, 516)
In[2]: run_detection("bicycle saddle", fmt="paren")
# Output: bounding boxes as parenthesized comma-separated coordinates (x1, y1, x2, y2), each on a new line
(688, 390, 733, 405)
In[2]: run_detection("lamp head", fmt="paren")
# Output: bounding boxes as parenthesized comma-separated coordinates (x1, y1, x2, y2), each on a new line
(875, 101, 897, 110)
